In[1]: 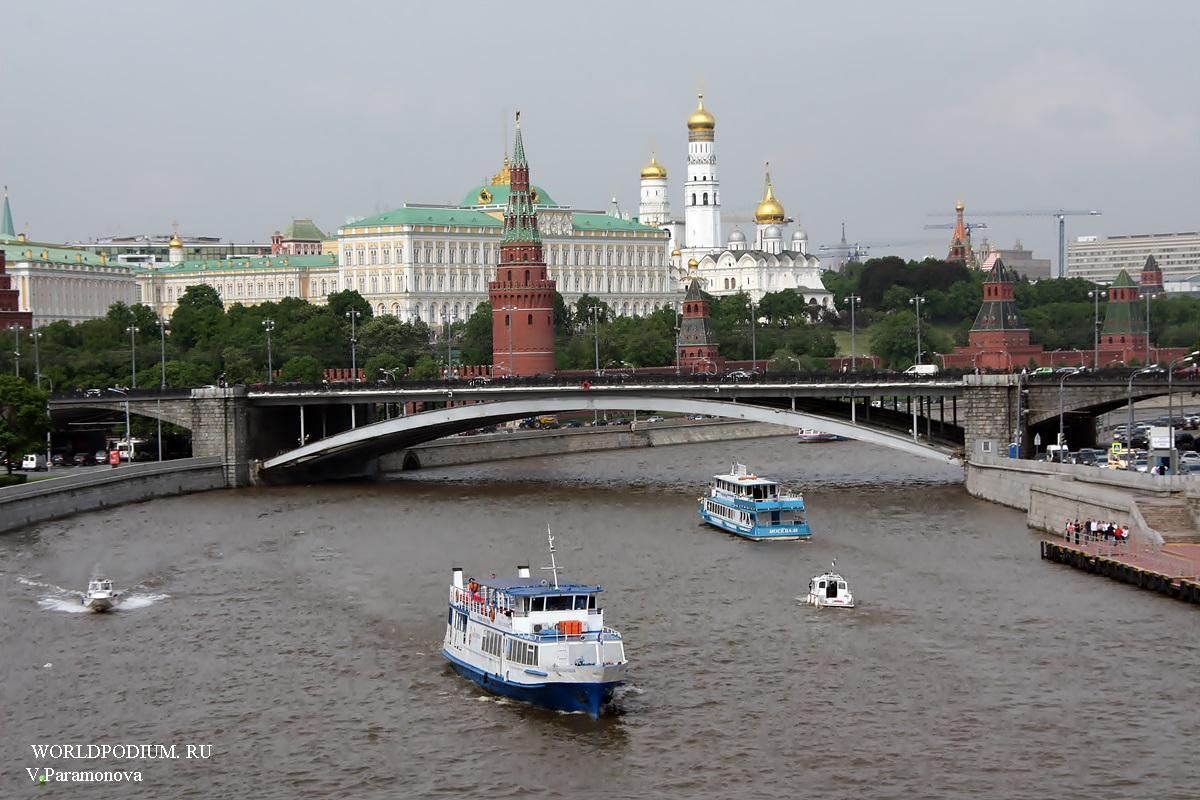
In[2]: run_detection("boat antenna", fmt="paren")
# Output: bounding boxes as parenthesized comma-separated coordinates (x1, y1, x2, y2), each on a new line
(831, 558, 837, 573)
(542, 525, 561, 589)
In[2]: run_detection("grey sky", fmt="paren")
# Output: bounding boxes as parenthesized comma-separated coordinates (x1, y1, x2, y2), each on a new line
(4, 0, 1198, 265)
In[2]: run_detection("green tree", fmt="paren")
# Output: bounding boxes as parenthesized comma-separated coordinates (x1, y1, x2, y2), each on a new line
(458, 303, 493, 365)
(220, 346, 259, 385)
(327, 290, 373, 322)
(573, 295, 612, 330)
(171, 285, 226, 351)
(364, 353, 407, 383)
(869, 310, 953, 369)
(0, 376, 50, 473)
(279, 355, 323, 384)
(758, 290, 808, 327)
(409, 355, 440, 380)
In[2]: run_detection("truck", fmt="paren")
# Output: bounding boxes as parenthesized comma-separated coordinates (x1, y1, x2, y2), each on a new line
(903, 364, 939, 376)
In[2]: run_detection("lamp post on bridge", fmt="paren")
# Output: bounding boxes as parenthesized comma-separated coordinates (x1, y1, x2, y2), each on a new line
(749, 298, 758, 373)
(1088, 288, 1107, 370)
(908, 296, 926, 366)
(1168, 351, 1199, 467)
(847, 294, 861, 372)
(11, 323, 21, 377)
(262, 319, 275, 384)
(1057, 366, 1087, 457)
(1126, 365, 1161, 458)
(344, 310, 361, 383)
(157, 317, 168, 462)
(501, 304, 518, 378)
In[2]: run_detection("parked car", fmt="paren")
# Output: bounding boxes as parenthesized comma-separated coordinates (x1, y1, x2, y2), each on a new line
(95, 450, 110, 465)
(646, 416, 665, 423)
(1186, 415, 1200, 430)
(84, 388, 102, 397)
(723, 370, 753, 381)
(1180, 451, 1200, 464)
(468, 377, 492, 386)
(21, 453, 48, 471)
(51, 453, 67, 467)
(73, 452, 96, 466)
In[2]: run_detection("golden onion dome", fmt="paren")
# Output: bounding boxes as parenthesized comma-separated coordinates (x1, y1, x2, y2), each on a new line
(640, 154, 667, 180)
(687, 258, 699, 269)
(671, 248, 682, 257)
(169, 233, 182, 248)
(687, 93, 715, 130)
(754, 167, 786, 224)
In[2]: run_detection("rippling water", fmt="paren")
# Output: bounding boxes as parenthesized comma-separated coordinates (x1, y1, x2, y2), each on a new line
(1, 437, 1196, 798)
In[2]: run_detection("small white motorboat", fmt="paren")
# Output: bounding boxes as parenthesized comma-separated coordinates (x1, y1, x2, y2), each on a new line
(796, 429, 846, 443)
(799, 561, 855, 608)
(82, 578, 118, 612)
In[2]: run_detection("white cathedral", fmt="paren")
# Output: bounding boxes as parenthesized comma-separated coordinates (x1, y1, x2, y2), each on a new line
(636, 94, 832, 313)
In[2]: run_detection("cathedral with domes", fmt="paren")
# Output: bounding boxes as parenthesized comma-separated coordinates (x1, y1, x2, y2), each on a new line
(637, 94, 831, 311)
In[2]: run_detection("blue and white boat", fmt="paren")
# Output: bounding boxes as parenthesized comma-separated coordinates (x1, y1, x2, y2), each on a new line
(698, 462, 812, 541)
(441, 531, 628, 717)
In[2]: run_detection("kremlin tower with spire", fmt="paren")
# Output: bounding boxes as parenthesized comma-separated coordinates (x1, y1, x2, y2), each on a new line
(489, 112, 557, 377)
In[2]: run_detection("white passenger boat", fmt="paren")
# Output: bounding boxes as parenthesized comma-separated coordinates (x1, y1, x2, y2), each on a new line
(698, 463, 811, 541)
(801, 562, 855, 608)
(82, 578, 118, 612)
(441, 530, 628, 717)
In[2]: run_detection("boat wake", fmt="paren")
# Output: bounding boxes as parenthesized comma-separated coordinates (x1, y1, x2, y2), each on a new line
(22, 577, 168, 613)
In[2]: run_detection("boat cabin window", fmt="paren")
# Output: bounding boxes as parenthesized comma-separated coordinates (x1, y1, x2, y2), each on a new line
(588, 595, 596, 609)
(574, 595, 588, 610)
(531, 597, 545, 612)
(544, 595, 573, 612)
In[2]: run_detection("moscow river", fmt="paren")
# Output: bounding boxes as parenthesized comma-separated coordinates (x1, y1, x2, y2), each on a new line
(2, 437, 1197, 798)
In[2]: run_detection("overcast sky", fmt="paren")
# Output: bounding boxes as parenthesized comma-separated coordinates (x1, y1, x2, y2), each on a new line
(3, 0, 1197, 264)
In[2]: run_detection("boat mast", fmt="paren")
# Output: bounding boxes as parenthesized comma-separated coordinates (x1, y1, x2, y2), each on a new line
(542, 526, 561, 589)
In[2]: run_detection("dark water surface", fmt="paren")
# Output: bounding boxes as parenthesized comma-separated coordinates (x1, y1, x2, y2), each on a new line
(2, 438, 1196, 799)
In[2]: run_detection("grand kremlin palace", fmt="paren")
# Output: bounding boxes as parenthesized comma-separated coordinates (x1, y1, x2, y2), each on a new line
(137, 161, 676, 322)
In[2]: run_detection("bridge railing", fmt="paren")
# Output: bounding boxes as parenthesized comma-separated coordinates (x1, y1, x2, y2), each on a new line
(51, 388, 195, 401)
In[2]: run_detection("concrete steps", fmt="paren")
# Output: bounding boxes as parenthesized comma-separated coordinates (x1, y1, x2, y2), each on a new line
(1137, 499, 1200, 544)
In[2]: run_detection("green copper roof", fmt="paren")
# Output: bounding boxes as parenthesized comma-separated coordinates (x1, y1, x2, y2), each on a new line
(1, 191, 13, 239)
(1101, 294, 1146, 337)
(282, 218, 326, 241)
(512, 115, 527, 167)
(344, 207, 502, 229)
(459, 184, 558, 208)
(1111, 269, 1136, 288)
(971, 259, 1025, 331)
(987, 258, 1017, 283)
(572, 213, 662, 233)
(133, 254, 337, 275)
(2, 241, 120, 268)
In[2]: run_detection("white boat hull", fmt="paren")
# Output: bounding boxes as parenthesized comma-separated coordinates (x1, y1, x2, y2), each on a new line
(84, 595, 115, 612)
(800, 593, 855, 608)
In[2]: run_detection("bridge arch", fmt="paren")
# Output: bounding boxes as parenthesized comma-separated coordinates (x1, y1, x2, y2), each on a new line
(260, 394, 959, 476)
(50, 400, 196, 431)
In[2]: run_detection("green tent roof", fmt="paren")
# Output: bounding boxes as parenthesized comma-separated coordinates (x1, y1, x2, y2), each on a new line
(1111, 269, 1136, 288)
(1, 192, 14, 238)
(282, 218, 326, 241)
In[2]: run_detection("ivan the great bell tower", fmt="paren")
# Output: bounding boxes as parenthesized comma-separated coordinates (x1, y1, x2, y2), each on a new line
(489, 112, 557, 376)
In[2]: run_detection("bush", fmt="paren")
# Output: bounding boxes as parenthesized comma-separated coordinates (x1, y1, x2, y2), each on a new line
(0, 473, 29, 487)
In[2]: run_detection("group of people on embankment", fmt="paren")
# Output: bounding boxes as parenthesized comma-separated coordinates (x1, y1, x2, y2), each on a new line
(1064, 518, 1129, 545)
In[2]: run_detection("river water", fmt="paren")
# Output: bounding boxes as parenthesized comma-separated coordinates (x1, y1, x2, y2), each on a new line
(2, 437, 1196, 799)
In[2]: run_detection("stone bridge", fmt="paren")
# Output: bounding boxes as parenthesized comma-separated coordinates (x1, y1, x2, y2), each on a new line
(49, 372, 1200, 485)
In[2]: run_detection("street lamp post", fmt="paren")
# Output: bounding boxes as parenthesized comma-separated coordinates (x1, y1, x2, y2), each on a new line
(11, 324, 21, 377)
(344, 310, 361, 382)
(1126, 365, 1161, 456)
(1057, 367, 1087, 455)
(262, 319, 275, 384)
(847, 294, 862, 372)
(1088, 288, 1107, 370)
(126, 325, 139, 389)
(108, 387, 131, 462)
(909, 296, 926, 365)
(441, 312, 453, 379)
(30, 328, 42, 389)
(749, 299, 758, 373)
(157, 317, 168, 462)
(1168, 351, 1200, 463)
(501, 304, 517, 378)
(1144, 291, 1152, 367)
(592, 305, 601, 377)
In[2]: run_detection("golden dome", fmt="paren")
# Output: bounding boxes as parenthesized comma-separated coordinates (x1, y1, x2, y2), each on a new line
(169, 233, 182, 248)
(955, 200, 965, 212)
(687, 93, 715, 130)
(640, 154, 667, 180)
(754, 165, 785, 224)
(671, 248, 682, 257)
(687, 258, 699, 269)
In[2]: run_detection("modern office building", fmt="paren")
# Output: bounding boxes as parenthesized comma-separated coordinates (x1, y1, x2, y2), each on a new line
(1067, 231, 1200, 290)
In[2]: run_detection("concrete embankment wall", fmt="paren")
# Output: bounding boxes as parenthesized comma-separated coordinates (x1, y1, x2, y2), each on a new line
(965, 456, 1182, 546)
(0, 457, 225, 535)
(379, 421, 794, 473)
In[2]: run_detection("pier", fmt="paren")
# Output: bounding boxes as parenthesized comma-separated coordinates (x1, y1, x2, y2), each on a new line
(1040, 538, 1200, 605)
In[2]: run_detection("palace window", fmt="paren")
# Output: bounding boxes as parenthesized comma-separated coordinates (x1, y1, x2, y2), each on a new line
(703, 192, 709, 205)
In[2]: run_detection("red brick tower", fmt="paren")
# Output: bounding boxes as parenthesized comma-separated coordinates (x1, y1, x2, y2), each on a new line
(967, 258, 1030, 350)
(675, 260, 724, 374)
(489, 112, 556, 376)
(0, 251, 34, 332)
(1139, 254, 1164, 297)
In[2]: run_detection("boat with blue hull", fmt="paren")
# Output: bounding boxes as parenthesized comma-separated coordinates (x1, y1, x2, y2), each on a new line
(441, 532, 627, 717)
(698, 463, 812, 541)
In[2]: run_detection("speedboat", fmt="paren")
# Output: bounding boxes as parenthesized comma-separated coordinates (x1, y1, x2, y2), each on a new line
(797, 429, 845, 443)
(441, 529, 628, 718)
(800, 562, 855, 608)
(82, 578, 118, 612)
(698, 462, 811, 541)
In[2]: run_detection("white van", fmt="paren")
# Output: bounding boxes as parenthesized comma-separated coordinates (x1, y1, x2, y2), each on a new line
(904, 364, 939, 376)
(21, 453, 48, 471)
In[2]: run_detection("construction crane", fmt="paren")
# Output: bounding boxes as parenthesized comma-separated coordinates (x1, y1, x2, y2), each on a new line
(928, 209, 1101, 278)
(818, 238, 944, 267)
(924, 221, 988, 232)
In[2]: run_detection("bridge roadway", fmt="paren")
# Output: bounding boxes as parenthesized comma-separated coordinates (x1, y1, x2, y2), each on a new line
(48, 371, 1200, 485)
